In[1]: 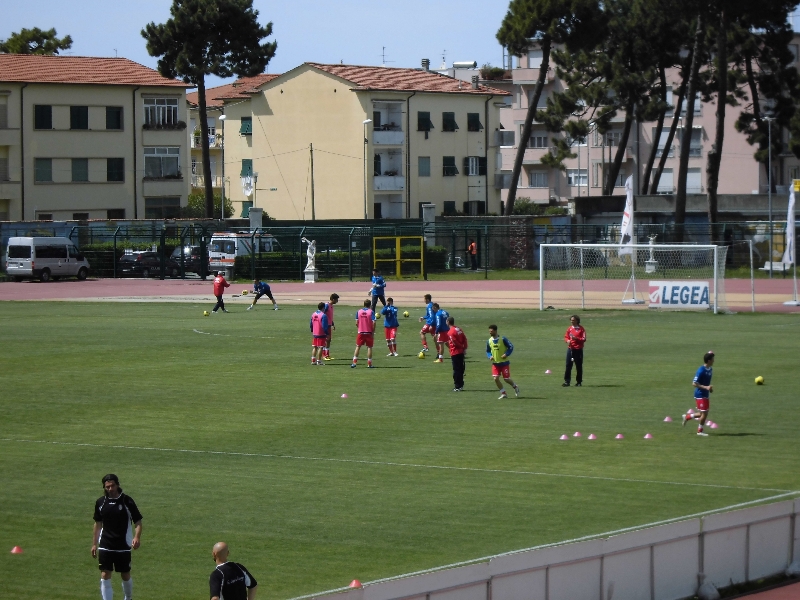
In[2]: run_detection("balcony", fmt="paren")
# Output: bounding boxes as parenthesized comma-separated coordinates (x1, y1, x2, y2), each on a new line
(192, 135, 223, 149)
(522, 147, 552, 164)
(513, 67, 555, 84)
(373, 175, 405, 191)
(191, 175, 223, 188)
(373, 129, 404, 146)
(517, 186, 554, 203)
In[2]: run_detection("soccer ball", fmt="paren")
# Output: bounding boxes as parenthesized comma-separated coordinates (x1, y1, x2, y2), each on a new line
(418, 351, 426, 359)
(203, 311, 210, 316)
(755, 376, 764, 385)
(403, 311, 409, 318)
(242, 290, 248, 295)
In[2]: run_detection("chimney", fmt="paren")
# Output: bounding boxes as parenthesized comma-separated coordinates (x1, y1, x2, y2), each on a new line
(471, 75, 479, 89)
(421, 58, 430, 71)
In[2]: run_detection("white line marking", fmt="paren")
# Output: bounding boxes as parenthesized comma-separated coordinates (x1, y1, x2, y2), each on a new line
(0, 438, 791, 493)
(284, 491, 800, 600)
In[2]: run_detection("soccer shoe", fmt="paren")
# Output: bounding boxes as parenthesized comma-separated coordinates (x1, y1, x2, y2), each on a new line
(697, 431, 708, 437)
(367, 364, 375, 369)
(350, 363, 357, 368)
(514, 385, 520, 397)
(682, 414, 691, 427)
(392, 352, 399, 357)
(453, 388, 462, 392)
(387, 352, 394, 356)
(575, 383, 582, 387)
(434, 358, 444, 363)
(323, 356, 333, 361)
(222, 309, 229, 313)
(274, 306, 279, 310)
(562, 382, 570, 387)
(247, 305, 253, 310)
(422, 347, 429, 352)
(498, 391, 508, 399)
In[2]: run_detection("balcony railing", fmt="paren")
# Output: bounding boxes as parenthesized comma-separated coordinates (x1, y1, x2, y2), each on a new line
(191, 175, 223, 188)
(192, 136, 223, 149)
(373, 130, 405, 145)
(373, 175, 405, 191)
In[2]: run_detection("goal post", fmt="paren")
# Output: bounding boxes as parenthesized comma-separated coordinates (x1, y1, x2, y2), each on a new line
(539, 243, 728, 314)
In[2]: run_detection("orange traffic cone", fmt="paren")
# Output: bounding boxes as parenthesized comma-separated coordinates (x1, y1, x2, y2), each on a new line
(10, 546, 24, 554)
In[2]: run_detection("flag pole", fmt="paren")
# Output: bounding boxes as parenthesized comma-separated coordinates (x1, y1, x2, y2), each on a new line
(784, 182, 799, 306)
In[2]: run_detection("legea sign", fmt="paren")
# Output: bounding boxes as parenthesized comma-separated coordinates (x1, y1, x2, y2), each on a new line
(649, 281, 710, 308)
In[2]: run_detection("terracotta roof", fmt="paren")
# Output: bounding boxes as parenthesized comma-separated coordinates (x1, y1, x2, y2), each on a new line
(0, 54, 190, 87)
(187, 74, 280, 107)
(307, 63, 511, 96)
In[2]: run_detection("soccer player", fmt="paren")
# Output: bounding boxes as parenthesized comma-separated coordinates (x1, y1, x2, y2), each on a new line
(563, 314, 587, 387)
(310, 302, 330, 365)
(432, 302, 450, 363)
(446, 316, 468, 391)
(369, 268, 387, 312)
(322, 293, 339, 360)
(247, 278, 278, 310)
(209, 542, 258, 600)
(91, 474, 143, 600)
(212, 271, 230, 313)
(352, 299, 376, 368)
(418, 294, 435, 353)
(486, 324, 520, 399)
(683, 351, 715, 436)
(381, 297, 400, 356)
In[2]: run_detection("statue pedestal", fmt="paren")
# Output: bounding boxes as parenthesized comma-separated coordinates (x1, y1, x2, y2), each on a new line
(304, 268, 319, 283)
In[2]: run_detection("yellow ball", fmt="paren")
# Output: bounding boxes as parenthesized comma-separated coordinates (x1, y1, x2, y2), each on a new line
(755, 376, 764, 385)
(403, 311, 410, 318)
(418, 351, 426, 359)
(242, 290, 248, 295)
(203, 311, 210, 317)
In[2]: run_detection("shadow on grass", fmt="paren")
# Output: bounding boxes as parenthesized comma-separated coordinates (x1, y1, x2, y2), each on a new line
(713, 432, 765, 437)
(591, 384, 623, 388)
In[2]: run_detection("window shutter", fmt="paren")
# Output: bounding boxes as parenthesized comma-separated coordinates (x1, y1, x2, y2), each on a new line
(478, 157, 487, 176)
(463, 157, 470, 175)
(241, 159, 253, 177)
(239, 117, 252, 135)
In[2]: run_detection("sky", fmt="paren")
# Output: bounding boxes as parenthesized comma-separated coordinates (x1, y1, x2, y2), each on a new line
(4, 0, 512, 89)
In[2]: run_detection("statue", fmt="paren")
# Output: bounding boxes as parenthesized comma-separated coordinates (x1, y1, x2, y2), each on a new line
(301, 237, 316, 271)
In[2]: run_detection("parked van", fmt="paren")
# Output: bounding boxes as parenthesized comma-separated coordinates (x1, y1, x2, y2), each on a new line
(5, 237, 90, 282)
(209, 233, 281, 271)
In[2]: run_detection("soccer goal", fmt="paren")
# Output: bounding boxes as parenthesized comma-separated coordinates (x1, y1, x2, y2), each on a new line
(539, 243, 729, 313)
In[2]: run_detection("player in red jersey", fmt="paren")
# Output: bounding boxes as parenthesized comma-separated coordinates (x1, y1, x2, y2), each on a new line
(563, 314, 587, 387)
(351, 299, 376, 368)
(322, 293, 339, 360)
(445, 316, 468, 391)
(309, 302, 330, 366)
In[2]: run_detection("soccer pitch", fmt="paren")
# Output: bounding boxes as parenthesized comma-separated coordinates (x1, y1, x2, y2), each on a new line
(0, 301, 798, 600)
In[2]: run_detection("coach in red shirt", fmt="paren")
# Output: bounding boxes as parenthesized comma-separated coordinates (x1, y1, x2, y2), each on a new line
(563, 314, 586, 387)
(212, 271, 230, 314)
(446, 316, 468, 391)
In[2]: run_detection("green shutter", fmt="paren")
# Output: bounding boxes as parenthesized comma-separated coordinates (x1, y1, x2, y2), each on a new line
(241, 159, 253, 177)
(467, 113, 483, 132)
(239, 117, 252, 135)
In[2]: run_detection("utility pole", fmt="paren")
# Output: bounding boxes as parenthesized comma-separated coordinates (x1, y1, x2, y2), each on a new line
(310, 143, 316, 221)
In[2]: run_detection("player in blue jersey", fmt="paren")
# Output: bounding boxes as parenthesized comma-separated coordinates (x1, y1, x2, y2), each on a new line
(381, 297, 400, 356)
(247, 279, 278, 310)
(418, 294, 435, 353)
(683, 351, 714, 436)
(486, 324, 520, 399)
(432, 302, 450, 363)
(369, 268, 387, 312)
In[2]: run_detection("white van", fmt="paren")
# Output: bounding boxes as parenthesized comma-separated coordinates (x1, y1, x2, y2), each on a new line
(5, 237, 91, 282)
(209, 232, 280, 272)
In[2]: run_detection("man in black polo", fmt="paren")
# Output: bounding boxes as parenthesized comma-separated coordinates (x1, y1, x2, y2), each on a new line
(210, 541, 258, 600)
(91, 474, 143, 600)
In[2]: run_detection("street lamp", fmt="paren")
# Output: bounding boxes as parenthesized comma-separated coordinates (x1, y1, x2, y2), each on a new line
(363, 119, 372, 220)
(765, 116, 775, 278)
(219, 113, 227, 221)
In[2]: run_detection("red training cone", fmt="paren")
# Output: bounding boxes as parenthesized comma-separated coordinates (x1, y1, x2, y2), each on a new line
(341, 394, 349, 398)
(644, 433, 653, 439)
(588, 434, 597, 440)
(663, 416, 673, 422)
(573, 431, 582, 437)
(559, 434, 568, 440)
(10, 546, 23, 554)
(615, 434, 624, 440)
(349, 580, 362, 589)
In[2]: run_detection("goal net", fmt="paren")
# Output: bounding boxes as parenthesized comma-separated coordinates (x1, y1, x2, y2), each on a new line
(539, 244, 728, 313)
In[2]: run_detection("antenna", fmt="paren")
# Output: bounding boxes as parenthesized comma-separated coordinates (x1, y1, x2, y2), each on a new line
(440, 50, 447, 70)
(381, 47, 394, 67)
(113, 48, 118, 58)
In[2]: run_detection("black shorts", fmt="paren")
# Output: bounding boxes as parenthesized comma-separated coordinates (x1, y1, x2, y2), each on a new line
(98, 550, 132, 573)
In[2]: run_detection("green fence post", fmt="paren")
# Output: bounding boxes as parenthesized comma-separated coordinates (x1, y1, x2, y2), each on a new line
(113, 226, 121, 279)
(348, 228, 354, 281)
(159, 228, 166, 280)
(484, 226, 489, 280)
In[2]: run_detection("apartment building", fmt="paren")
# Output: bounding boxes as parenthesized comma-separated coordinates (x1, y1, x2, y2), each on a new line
(0, 55, 190, 222)
(192, 62, 510, 220)
(499, 36, 800, 208)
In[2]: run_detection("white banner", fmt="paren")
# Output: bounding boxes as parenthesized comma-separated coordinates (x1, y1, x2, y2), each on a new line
(241, 176, 254, 197)
(619, 175, 634, 255)
(783, 188, 795, 265)
(649, 281, 710, 309)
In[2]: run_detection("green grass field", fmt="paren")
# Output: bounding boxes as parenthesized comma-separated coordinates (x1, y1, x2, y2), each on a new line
(0, 302, 798, 599)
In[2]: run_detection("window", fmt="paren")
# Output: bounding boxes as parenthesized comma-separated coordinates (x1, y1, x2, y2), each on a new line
(107, 209, 125, 220)
(70, 106, 89, 130)
(144, 147, 180, 178)
(463, 156, 487, 176)
(418, 156, 431, 177)
(605, 131, 622, 147)
(373, 202, 382, 219)
(687, 168, 702, 193)
(144, 98, 178, 127)
(37, 245, 68, 259)
(567, 169, 587, 187)
(527, 49, 544, 68)
(463, 201, 486, 216)
(34, 158, 52, 182)
(689, 128, 702, 157)
(34, 105, 52, 129)
(241, 159, 253, 177)
(417, 111, 434, 132)
(467, 113, 483, 132)
(239, 117, 252, 135)
(527, 132, 549, 148)
(373, 111, 382, 128)
(653, 128, 673, 158)
(73, 213, 89, 221)
(442, 112, 458, 132)
(443, 156, 459, 176)
(144, 196, 181, 219)
(529, 171, 548, 188)
(496, 130, 515, 146)
(72, 158, 89, 182)
(37, 213, 53, 221)
(656, 168, 674, 193)
(443, 201, 457, 215)
(106, 107, 123, 130)
(0, 157, 8, 181)
(373, 154, 382, 176)
(0, 101, 8, 129)
(107, 158, 124, 182)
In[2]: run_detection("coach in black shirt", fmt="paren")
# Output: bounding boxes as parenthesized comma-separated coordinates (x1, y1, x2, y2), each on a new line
(210, 541, 258, 600)
(91, 474, 143, 600)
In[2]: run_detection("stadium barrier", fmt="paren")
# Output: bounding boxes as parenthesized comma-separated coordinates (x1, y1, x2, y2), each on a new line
(300, 497, 800, 600)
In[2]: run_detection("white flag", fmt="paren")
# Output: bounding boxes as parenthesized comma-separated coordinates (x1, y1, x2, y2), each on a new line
(241, 176, 254, 197)
(783, 188, 795, 265)
(619, 175, 634, 255)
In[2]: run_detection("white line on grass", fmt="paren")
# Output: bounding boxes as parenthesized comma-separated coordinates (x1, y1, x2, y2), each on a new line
(284, 490, 800, 600)
(1, 438, 793, 493)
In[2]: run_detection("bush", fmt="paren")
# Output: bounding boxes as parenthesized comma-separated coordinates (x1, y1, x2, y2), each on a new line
(512, 199, 544, 216)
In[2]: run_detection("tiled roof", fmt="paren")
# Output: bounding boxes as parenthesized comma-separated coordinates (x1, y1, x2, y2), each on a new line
(187, 74, 280, 107)
(0, 54, 190, 87)
(307, 63, 511, 96)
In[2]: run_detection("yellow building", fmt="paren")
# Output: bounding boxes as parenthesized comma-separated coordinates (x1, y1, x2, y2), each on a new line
(191, 63, 510, 220)
(0, 55, 190, 222)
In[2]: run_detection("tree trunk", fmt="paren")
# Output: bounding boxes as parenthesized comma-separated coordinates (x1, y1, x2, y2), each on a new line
(676, 13, 705, 241)
(706, 8, 727, 238)
(641, 67, 668, 194)
(506, 35, 551, 216)
(196, 76, 215, 219)
(603, 103, 634, 196)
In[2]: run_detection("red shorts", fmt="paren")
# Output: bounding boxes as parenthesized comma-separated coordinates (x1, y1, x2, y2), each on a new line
(695, 398, 709, 411)
(420, 324, 435, 335)
(492, 364, 511, 379)
(312, 337, 326, 347)
(356, 333, 374, 348)
(436, 332, 449, 344)
(385, 327, 397, 340)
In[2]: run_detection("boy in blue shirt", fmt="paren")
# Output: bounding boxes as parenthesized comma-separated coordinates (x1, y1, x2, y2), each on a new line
(432, 302, 450, 363)
(381, 297, 400, 356)
(486, 324, 520, 399)
(418, 294, 435, 353)
(369, 268, 387, 312)
(248, 279, 278, 310)
(683, 351, 715, 436)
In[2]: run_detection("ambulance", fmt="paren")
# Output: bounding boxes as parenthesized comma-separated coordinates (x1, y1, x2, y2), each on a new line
(208, 232, 281, 272)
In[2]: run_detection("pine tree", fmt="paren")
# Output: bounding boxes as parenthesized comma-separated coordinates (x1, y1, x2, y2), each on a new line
(0, 27, 72, 55)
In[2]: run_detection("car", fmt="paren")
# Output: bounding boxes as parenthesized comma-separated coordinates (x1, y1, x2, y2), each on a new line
(118, 252, 181, 278)
(170, 245, 210, 276)
(5, 237, 91, 282)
